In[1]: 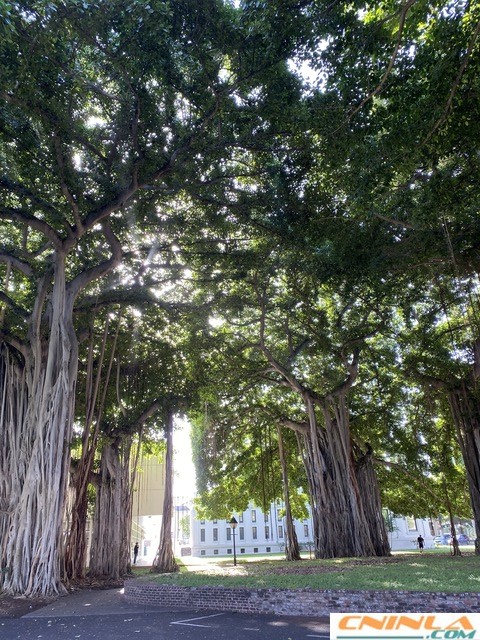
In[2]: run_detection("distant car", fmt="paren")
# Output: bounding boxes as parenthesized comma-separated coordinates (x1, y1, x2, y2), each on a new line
(434, 534, 451, 545)
(457, 534, 471, 544)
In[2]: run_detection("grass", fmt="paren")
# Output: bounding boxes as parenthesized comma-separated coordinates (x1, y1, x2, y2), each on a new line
(133, 548, 480, 593)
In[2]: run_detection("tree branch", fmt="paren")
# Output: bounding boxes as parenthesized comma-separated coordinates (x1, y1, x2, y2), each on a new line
(0, 252, 33, 277)
(0, 291, 29, 319)
(0, 330, 28, 357)
(325, 347, 360, 401)
(53, 133, 84, 236)
(0, 207, 61, 247)
(68, 221, 122, 301)
(0, 177, 59, 217)
(374, 456, 444, 503)
(73, 287, 202, 313)
(347, 0, 416, 122)
(279, 417, 309, 435)
(422, 16, 480, 145)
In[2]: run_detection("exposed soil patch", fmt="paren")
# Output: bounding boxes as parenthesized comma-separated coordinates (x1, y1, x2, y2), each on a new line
(0, 577, 124, 619)
(0, 594, 53, 619)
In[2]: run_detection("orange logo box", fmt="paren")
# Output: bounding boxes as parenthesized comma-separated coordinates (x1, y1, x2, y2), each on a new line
(330, 614, 480, 640)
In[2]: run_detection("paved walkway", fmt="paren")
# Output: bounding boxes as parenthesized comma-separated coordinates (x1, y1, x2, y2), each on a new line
(0, 588, 330, 640)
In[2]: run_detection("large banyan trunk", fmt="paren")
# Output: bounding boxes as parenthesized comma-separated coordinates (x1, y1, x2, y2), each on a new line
(300, 392, 389, 558)
(152, 411, 178, 573)
(0, 259, 78, 596)
(89, 436, 134, 579)
(276, 423, 301, 561)
(448, 380, 480, 554)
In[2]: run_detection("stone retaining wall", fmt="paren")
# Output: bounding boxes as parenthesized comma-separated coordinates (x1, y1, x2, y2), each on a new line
(124, 580, 480, 616)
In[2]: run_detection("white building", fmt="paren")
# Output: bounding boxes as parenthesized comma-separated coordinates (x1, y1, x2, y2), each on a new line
(190, 504, 435, 557)
(191, 504, 314, 558)
(386, 513, 435, 551)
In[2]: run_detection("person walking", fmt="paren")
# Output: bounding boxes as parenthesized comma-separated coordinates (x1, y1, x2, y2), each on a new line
(133, 542, 139, 564)
(417, 535, 424, 553)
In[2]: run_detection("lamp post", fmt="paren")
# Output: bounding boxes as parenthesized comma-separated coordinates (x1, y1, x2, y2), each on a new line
(230, 516, 238, 566)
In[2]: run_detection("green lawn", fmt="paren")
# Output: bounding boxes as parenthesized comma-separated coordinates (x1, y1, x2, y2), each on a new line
(134, 549, 480, 593)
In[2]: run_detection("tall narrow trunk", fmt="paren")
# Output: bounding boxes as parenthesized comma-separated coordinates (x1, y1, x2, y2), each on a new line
(152, 411, 178, 573)
(276, 423, 301, 561)
(355, 444, 390, 556)
(448, 382, 480, 554)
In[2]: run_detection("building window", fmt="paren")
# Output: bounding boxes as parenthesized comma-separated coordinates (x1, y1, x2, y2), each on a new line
(252, 526, 257, 540)
(213, 528, 218, 542)
(264, 512, 269, 523)
(200, 529, 205, 542)
(278, 525, 284, 538)
(201, 550, 206, 556)
(266, 547, 271, 552)
(213, 519, 217, 524)
(213, 549, 219, 555)
(251, 509, 256, 522)
(239, 513, 244, 523)
(277, 509, 282, 519)
(265, 526, 270, 539)
(227, 549, 232, 554)
(226, 527, 231, 541)
(239, 526, 245, 540)
(304, 524, 309, 537)
(200, 519, 205, 524)
(240, 548, 245, 554)
(406, 516, 417, 531)
(254, 548, 258, 553)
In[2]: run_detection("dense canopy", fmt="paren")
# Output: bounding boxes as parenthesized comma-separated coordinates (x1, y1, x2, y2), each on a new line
(1, 0, 479, 596)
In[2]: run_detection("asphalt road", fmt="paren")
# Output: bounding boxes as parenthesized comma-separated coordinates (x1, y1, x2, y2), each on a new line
(0, 588, 330, 640)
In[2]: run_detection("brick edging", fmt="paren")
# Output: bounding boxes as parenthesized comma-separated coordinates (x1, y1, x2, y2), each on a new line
(124, 580, 480, 616)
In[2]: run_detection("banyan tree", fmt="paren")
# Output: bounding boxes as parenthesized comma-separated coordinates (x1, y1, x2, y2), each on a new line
(0, 0, 312, 595)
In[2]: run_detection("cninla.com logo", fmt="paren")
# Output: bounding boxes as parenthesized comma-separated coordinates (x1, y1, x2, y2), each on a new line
(330, 614, 480, 640)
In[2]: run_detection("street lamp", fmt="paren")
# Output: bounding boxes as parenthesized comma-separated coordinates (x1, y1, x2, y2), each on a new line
(229, 516, 238, 566)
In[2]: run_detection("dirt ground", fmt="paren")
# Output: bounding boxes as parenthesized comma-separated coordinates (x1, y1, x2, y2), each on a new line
(0, 577, 123, 619)
(0, 594, 52, 618)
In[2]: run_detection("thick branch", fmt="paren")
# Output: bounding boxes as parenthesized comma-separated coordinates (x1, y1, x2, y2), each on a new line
(0, 330, 28, 356)
(74, 288, 198, 313)
(280, 417, 309, 435)
(0, 292, 29, 319)
(53, 134, 84, 236)
(0, 252, 33, 277)
(80, 100, 222, 232)
(68, 221, 122, 301)
(325, 348, 360, 402)
(0, 207, 61, 247)
(0, 177, 59, 217)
